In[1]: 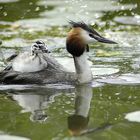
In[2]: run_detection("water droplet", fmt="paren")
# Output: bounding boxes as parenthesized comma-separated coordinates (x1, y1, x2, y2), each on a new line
(114, 117, 117, 120)
(99, 94, 102, 97)
(65, 110, 74, 115)
(29, 2, 33, 5)
(70, 98, 74, 101)
(85, 12, 89, 15)
(117, 97, 120, 100)
(128, 96, 132, 99)
(121, 6, 124, 10)
(134, 96, 137, 99)
(134, 4, 138, 8)
(115, 93, 120, 96)
(66, 101, 71, 105)
(35, 7, 40, 11)
(27, 9, 31, 12)
(108, 96, 111, 100)
(3, 12, 7, 16)
(81, 5, 87, 8)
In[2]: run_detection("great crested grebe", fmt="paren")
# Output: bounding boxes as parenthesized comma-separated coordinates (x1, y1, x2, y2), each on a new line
(66, 21, 117, 83)
(0, 21, 117, 84)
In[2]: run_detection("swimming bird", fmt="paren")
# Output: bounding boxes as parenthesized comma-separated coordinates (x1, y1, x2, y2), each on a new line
(66, 21, 117, 83)
(0, 21, 117, 84)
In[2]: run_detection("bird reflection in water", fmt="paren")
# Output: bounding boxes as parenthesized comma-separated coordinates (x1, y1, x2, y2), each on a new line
(68, 85, 92, 136)
(11, 87, 63, 122)
(11, 87, 74, 122)
(9, 85, 111, 133)
(68, 85, 111, 136)
(13, 93, 48, 122)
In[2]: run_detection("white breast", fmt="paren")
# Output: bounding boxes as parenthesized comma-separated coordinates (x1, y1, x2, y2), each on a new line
(12, 52, 48, 73)
(74, 52, 93, 83)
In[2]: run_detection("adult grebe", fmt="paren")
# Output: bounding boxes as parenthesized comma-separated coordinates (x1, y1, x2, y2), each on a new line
(66, 21, 117, 83)
(0, 21, 117, 84)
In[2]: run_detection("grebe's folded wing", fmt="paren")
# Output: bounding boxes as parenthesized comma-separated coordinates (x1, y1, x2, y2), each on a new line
(0, 54, 76, 84)
(0, 70, 43, 84)
(0, 68, 76, 84)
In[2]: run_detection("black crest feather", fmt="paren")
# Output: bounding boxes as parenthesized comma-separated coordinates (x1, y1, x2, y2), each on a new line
(69, 20, 102, 37)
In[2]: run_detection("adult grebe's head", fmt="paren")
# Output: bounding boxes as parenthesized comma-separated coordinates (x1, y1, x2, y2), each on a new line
(31, 40, 50, 55)
(66, 21, 117, 57)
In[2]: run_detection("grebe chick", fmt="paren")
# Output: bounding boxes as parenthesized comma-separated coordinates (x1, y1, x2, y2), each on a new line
(0, 40, 74, 84)
(12, 41, 49, 73)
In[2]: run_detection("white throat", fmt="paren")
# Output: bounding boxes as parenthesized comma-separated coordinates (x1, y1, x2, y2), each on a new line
(74, 52, 93, 83)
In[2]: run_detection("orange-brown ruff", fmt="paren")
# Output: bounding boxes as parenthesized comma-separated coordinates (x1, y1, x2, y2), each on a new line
(66, 27, 93, 83)
(66, 28, 87, 57)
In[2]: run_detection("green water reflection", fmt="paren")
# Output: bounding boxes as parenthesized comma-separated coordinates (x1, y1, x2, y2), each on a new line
(0, 84, 140, 140)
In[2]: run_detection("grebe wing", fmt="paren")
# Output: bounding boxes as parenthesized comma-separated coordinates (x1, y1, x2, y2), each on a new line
(0, 70, 43, 84)
(0, 68, 75, 84)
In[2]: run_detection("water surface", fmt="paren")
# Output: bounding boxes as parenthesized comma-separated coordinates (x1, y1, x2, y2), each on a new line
(0, 0, 140, 139)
